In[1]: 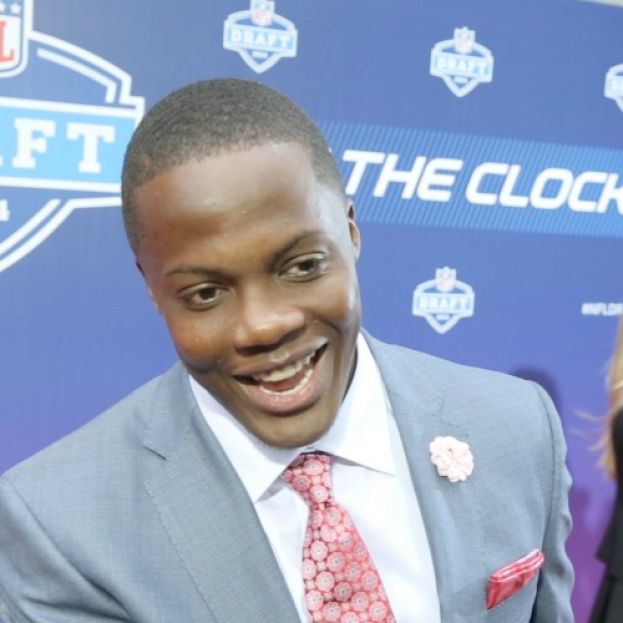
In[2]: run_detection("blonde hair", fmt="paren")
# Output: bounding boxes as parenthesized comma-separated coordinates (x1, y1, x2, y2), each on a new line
(599, 318, 623, 476)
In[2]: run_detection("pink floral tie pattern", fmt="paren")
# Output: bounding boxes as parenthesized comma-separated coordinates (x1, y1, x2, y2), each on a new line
(283, 454, 396, 623)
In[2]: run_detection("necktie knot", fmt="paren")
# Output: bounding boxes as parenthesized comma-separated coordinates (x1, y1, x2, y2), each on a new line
(283, 453, 334, 508)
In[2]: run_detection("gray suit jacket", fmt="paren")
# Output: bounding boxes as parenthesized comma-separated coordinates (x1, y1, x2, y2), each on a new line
(0, 336, 573, 622)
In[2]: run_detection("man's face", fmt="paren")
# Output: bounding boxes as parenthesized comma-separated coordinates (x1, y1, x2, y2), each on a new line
(135, 142, 362, 448)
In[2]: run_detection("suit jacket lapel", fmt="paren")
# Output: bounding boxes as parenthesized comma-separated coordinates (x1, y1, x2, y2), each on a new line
(367, 336, 488, 622)
(142, 364, 299, 623)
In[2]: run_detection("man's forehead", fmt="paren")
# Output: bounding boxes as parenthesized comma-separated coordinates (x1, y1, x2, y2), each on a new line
(133, 145, 347, 239)
(138, 144, 341, 207)
(149, 140, 311, 178)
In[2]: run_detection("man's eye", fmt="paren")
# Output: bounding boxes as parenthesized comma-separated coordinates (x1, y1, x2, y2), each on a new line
(183, 285, 225, 308)
(284, 256, 326, 278)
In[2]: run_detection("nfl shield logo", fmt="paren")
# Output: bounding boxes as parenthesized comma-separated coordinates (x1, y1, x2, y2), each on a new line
(434, 266, 457, 293)
(251, 0, 274, 27)
(0, 0, 31, 78)
(454, 27, 474, 55)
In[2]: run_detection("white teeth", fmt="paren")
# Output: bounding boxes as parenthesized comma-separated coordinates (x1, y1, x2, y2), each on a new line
(253, 353, 314, 383)
(258, 367, 314, 396)
(268, 350, 290, 364)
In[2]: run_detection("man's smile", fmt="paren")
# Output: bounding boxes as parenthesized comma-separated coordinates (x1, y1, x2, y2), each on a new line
(234, 345, 328, 414)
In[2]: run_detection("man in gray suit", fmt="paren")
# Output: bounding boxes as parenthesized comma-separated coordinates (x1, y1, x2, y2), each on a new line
(0, 79, 573, 622)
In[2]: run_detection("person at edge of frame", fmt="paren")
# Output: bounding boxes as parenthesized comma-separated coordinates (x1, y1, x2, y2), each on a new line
(590, 318, 623, 623)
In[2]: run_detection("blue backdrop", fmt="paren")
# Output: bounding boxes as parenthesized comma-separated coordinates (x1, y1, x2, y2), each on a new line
(1, 1, 622, 620)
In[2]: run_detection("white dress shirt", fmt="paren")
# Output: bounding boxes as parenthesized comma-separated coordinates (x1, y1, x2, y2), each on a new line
(190, 334, 441, 622)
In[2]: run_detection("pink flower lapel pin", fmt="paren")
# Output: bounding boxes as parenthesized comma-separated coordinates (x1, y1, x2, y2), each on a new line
(429, 436, 474, 482)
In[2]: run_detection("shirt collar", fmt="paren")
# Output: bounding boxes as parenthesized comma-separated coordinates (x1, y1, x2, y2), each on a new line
(189, 333, 396, 503)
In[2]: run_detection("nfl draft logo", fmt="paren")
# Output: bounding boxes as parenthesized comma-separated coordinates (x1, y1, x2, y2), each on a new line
(223, 0, 298, 74)
(412, 267, 475, 334)
(430, 27, 494, 97)
(0, 0, 30, 76)
(0, 0, 143, 273)
(605, 64, 623, 113)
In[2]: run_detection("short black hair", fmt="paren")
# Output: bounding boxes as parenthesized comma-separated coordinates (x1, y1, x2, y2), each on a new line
(121, 78, 344, 252)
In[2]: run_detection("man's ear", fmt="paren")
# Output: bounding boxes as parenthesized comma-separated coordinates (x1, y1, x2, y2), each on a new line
(347, 200, 361, 260)
(136, 260, 162, 314)
(147, 287, 161, 314)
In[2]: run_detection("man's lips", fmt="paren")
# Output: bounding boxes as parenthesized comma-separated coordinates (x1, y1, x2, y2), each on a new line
(233, 344, 327, 385)
(252, 351, 314, 385)
(233, 345, 328, 413)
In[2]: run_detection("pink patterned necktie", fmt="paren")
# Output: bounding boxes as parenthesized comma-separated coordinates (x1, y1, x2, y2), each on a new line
(283, 453, 396, 623)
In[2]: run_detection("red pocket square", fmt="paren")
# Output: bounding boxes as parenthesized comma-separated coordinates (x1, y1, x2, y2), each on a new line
(486, 549, 545, 610)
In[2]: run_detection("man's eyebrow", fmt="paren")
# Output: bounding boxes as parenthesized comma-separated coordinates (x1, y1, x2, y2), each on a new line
(165, 265, 224, 278)
(268, 229, 322, 267)
(164, 230, 323, 278)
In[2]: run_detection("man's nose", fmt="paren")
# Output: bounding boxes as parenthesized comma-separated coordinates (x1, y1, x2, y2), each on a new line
(233, 287, 306, 351)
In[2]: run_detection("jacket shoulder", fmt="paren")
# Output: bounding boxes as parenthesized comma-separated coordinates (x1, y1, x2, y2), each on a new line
(369, 336, 538, 395)
(1, 364, 182, 489)
(366, 335, 558, 437)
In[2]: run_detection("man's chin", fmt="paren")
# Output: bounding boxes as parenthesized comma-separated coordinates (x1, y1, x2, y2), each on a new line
(248, 410, 336, 449)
